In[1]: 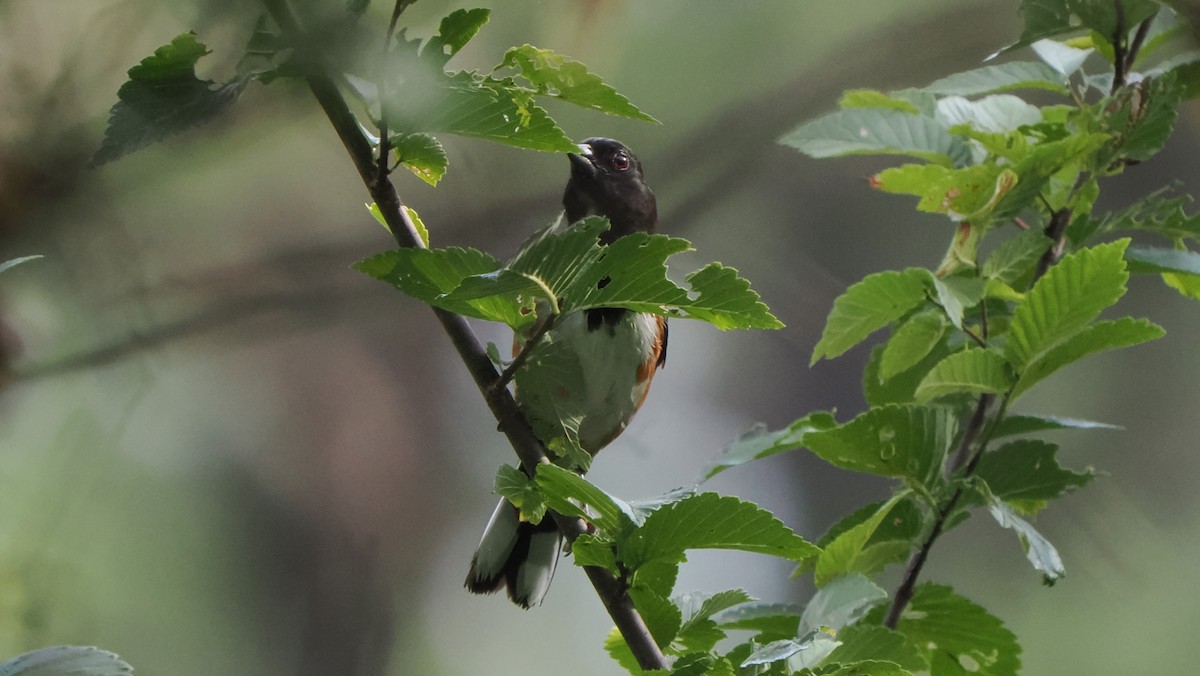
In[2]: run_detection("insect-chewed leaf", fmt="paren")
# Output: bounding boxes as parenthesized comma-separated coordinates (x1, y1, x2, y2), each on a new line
(620, 493, 819, 571)
(825, 624, 929, 673)
(974, 439, 1093, 511)
(391, 133, 448, 186)
(92, 33, 242, 166)
(501, 45, 658, 122)
(423, 8, 491, 64)
(780, 108, 971, 166)
(1005, 239, 1130, 368)
(811, 269, 930, 365)
(864, 584, 1021, 675)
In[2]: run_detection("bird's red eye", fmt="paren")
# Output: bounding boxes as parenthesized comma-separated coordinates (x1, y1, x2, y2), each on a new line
(611, 152, 631, 172)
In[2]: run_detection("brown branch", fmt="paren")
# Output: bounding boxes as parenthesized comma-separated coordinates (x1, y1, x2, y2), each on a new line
(260, 0, 667, 669)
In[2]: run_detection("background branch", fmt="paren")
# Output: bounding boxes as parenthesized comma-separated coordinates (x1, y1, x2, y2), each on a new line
(260, 0, 667, 669)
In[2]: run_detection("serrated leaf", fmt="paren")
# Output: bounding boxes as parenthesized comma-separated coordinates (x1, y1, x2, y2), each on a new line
(425, 8, 491, 63)
(974, 439, 1093, 507)
(881, 312, 948, 381)
(1084, 186, 1200, 242)
(816, 498, 925, 551)
(800, 573, 888, 635)
(865, 584, 1021, 675)
(714, 602, 802, 636)
(572, 533, 618, 572)
(1013, 317, 1164, 397)
(235, 15, 296, 84)
(353, 247, 528, 327)
(811, 269, 931, 365)
(605, 627, 645, 676)
(677, 589, 755, 628)
(1124, 246, 1200, 275)
(864, 337, 955, 407)
(444, 217, 782, 329)
(501, 45, 658, 122)
(922, 61, 1069, 96)
(670, 653, 735, 676)
(818, 660, 914, 676)
(493, 464, 546, 524)
(825, 625, 929, 673)
(839, 89, 921, 114)
(621, 493, 820, 571)
(702, 412, 838, 480)
(780, 108, 971, 166)
(1103, 73, 1184, 163)
(983, 229, 1050, 285)
(985, 494, 1066, 584)
(0, 646, 133, 676)
(0, 255, 42, 275)
(873, 163, 1017, 222)
(1005, 239, 1130, 368)
(812, 494, 907, 587)
(391, 132, 448, 185)
(804, 405, 955, 483)
(92, 33, 242, 166)
(535, 464, 637, 533)
(915, 349, 1014, 402)
(926, 273, 985, 329)
(935, 95, 1044, 134)
(993, 414, 1119, 437)
(740, 639, 808, 667)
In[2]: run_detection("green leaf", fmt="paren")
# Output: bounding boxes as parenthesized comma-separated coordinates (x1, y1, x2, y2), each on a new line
(915, 349, 1014, 402)
(235, 15, 296, 84)
(873, 164, 1018, 222)
(982, 229, 1050, 285)
(936, 95, 1043, 135)
(425, 8, 491, 63)
(445, 217, 782, 330)
(391, 133, 448, 186)
(804, 405, 955, 483)
(702, 412, 838, 480)
(813, 494, 909, 587)
(780, 108, 971, 166)
(975, 439, 1095, 507)
(605, 627, 645, 676)
(839, 89, 921, 114)
(1013, 317, 1164, 398)
(799, 573, 888, 635)
(0, 646, 133, 675)
(880, 312, 948, 380)
(1031, 38, 1094, 76)
(1103, 73, 1184, 163)
(826, 625, 929, 673)
(0, 255, 43, 275)
(714, 602, 801, 636)
(1124, 246, 1200, 275)
(1004, 239, 1130, 368)
(353, 247, 527, 327)
(674, 589, 752, 653)
(501, 45, 658, 122)
(1080, 186, 1200, 242)
(740, 639, 809, 668)
(921, 61, 1068, 96)
(818, 660, 915, 675)
(992, 414, 1120, 437)
(535, 464, 637, 533)
(493, 464, 546, 524)
(811, 269, 931, 365)
(621, 493, 820, 571)
(679, 263, 784, 329)
(628, 585, 683, 649)
(985, 494, 1066, 584)
(864, 337, 955, 407)
(92, 33, 242, 166)
(925, 273, 985, 329)
(865, 584, 1021, 675)
(572, 533, 618, 572)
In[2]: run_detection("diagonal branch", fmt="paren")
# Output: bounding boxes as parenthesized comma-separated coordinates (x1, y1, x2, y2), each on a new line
(260, 0, 667, 669)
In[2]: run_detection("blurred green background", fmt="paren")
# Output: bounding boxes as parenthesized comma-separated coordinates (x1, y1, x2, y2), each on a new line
(2, 1, 1198, 674)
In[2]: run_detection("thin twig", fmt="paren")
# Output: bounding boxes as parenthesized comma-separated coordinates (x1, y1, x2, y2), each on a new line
(260, 0, 667, 669)
(376, 0, 414, 183)
(1125, 14, 1156, 74)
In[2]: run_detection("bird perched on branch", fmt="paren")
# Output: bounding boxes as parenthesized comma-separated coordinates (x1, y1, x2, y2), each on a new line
(465, 138, 667, 608)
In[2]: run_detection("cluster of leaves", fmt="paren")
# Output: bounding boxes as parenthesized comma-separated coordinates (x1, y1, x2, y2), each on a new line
(631, 1, 1197, 674)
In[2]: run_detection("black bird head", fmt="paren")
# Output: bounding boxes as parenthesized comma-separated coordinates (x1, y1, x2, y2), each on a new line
(563, 137, 657, 244)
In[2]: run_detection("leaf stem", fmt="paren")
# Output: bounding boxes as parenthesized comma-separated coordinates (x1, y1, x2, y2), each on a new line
(260, 0, 667, 669)
(492, 313, 557, 395)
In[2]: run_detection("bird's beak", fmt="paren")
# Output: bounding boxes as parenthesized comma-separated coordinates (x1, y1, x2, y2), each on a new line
(567, 143, 597, 179)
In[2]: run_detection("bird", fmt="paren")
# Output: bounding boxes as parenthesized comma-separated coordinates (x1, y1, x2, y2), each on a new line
(464, 138, 667, 608)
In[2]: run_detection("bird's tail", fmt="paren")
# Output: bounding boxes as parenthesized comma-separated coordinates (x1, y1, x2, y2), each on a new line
(464, 498, 562, 609)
